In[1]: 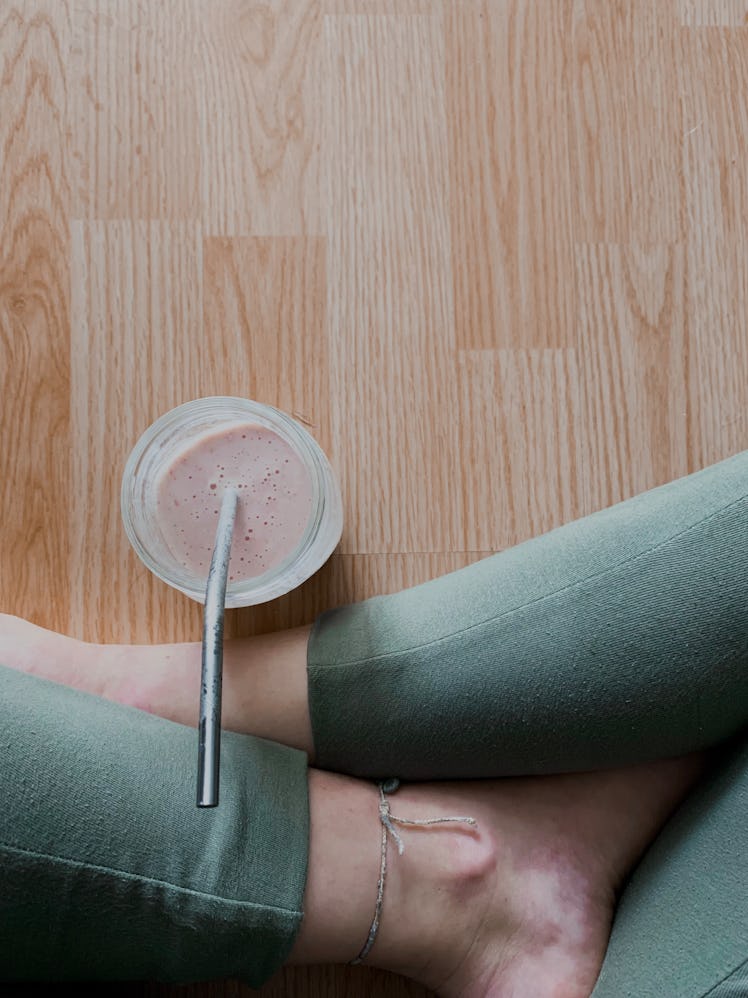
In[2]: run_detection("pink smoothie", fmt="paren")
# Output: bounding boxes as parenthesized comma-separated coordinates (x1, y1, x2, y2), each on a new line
(155, 423, 314, 582)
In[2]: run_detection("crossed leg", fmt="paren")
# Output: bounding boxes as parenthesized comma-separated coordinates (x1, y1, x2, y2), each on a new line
(0, 614, 710, 997)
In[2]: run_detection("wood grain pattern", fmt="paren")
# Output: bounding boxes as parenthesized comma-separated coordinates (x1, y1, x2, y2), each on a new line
(325, 1, 433, 12)
(0, 2, 71, 631)
(69, 221, 205, 642)
(571, 0, 683, 242)
(325, 12, 463, 554)
(680, 26, 748, 468)
(457, 349, 585, 549)
(2, 1, 748, 997)
(679, 0, 748, 24)
(71, 1, 200, 219)
(575, 243, 690, 510)
(202, 236, 329, 450)
(446, 0, 576, 349)
(198, 0, 324, 235)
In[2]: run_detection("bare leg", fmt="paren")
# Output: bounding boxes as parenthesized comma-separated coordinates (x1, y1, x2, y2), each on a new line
(0, 614, 315, 755)
(294, 755, 706, 996)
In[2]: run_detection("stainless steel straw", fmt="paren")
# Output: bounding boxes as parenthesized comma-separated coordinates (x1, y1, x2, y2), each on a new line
(197, 486, 239, 808)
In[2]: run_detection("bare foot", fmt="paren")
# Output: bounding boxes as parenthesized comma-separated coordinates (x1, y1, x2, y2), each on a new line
(380, 757, 703, 998)
(347, 757, 706, 997)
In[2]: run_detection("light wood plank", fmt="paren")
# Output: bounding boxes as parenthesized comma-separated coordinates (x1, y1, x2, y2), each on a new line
(679, 0, 748, 24)
(457, 349, 586, 550)
(325, 12, 463, 554)
(325, 1, 433, 11)
(202, 235, 330, 455)
(69, 221, 205, 642)
(571, 0, 683, 242)
(70, 0, 200, 219)
(575, 243, 689, 510)
(681, 26, 748, 465)
(445, 0, 576, 349)
(198, 0, 323, 236)
(0, 2, 72, 631)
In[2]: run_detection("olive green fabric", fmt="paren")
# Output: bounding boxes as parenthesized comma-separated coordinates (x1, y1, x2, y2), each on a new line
(308, 448, 748, 998)
(2, 449, 746, 994)
(590, 731, 748, 998)
(308, 450, 748, 780)
(708, 961, 748, 998)
(0, 666, 309, 985)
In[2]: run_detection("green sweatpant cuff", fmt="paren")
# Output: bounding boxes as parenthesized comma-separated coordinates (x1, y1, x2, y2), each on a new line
(0, 665, 310, 987)
(307, 449, 748, 780)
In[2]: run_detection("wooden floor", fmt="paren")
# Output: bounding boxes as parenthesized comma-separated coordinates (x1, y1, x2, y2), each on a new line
(2, 1, 748, 996)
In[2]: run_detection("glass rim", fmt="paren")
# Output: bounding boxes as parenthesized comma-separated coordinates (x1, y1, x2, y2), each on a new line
(121, 396, 339, 605)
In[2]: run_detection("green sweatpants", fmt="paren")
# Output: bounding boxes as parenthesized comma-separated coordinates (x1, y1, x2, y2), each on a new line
(1, 449, 746, 994)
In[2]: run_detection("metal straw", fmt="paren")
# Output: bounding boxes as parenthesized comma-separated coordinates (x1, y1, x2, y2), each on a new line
(197, 486, 239, 808)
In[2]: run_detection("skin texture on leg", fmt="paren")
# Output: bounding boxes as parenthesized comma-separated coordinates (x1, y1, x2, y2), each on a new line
(290, 757, 710, 997)
(0, 615, 316, 756)
(104, 625, 316, 755)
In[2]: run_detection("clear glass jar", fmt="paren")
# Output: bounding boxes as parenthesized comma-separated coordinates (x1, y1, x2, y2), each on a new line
(121, 397, 343, 607)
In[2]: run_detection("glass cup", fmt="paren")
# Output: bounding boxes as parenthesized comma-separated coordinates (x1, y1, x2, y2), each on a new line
(121, 396, 343, 607)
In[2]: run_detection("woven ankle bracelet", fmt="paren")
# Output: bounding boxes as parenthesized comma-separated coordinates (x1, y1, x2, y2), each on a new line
(349, 778, 479, 966)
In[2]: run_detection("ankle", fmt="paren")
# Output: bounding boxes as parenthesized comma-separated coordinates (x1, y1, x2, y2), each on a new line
(364, 778, 616, 998)
(360, 782, 498, 988)
(287, 772, 496, 984)
(287, 769, 382, 966)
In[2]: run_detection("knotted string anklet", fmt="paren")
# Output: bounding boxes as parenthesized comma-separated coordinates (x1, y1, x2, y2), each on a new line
(349, 778, 479, 966)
